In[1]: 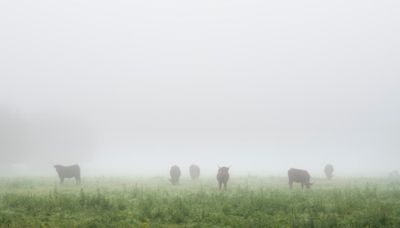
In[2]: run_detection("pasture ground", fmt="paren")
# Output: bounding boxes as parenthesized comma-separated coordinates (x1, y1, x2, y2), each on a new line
(0, 176, 399, 227)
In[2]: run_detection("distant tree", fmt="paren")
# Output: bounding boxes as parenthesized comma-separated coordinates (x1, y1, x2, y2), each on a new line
(0, 107, 31, 164)
(0, 106, 94, 173)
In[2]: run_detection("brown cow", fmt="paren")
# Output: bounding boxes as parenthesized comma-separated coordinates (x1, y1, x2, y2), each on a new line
(189, 164, 200, 180)
(288, 168, 312, 189)
(217, 167, 230, 190)
(169, 165, 181, 185)
(54, 164, 81, 184)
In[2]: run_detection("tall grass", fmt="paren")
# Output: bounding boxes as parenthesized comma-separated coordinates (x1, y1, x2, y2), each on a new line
(0, 177, 399, 227)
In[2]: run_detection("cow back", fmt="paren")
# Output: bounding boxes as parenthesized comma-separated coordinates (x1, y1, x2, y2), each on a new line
(288, 168, 310, 183)
(55, 164, 80, 178)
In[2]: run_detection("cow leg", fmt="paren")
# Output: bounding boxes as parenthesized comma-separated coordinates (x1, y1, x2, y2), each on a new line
(289, 180, 293, 189)
(224, 182, 227, 191)
(218, 182, 222, 190)
(60, 178, 64, 184)
(301, 183, 304, 189)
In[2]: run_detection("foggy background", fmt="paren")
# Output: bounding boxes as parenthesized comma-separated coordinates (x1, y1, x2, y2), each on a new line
(1, 0, 399, 177)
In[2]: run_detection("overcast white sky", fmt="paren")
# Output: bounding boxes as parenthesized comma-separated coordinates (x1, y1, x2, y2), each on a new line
(0, 0, 399, 177)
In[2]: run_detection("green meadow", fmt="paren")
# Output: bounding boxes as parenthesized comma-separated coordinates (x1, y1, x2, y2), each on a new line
(0, 176, 399, 227)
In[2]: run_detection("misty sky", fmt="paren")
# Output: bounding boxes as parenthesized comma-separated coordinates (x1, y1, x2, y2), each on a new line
(1, 0, 399, 176)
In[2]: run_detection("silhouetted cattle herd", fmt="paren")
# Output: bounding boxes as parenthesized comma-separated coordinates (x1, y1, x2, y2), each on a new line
(54, 162, 342, 190)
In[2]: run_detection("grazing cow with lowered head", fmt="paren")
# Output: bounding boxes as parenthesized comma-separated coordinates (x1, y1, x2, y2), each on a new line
(288, 168, 312, 189)
(217, 166, 230, 190)
(189, 164, 200, 180)
(54, 164, 81, 184)
(170, 165, 181, 185)
(324, 164, 334, 180)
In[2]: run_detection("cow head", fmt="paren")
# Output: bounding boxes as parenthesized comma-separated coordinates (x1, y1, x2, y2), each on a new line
(306, 182, 313, 188)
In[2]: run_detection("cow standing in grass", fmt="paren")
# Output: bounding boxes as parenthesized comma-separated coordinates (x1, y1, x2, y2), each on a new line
(288, 168, 312, 189)
(217, 167, 230, 191)
(170, 165, 181, 185)
(54, 164, 81, 184)
(189, 164, 200, 180)
(324, 164, 334, 180)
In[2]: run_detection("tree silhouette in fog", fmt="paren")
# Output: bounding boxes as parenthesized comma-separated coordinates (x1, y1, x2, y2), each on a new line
(0, 106, 94, 172)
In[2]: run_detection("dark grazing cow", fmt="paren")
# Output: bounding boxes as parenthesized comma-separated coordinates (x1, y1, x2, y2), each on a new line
(189, 164, 200, 180)
(217, 166, 230, 190)
(169, 165, 181, 185)
(54, 164, 81, 184)
(288, 168, 312, 189)
(324, 164, 334, 180)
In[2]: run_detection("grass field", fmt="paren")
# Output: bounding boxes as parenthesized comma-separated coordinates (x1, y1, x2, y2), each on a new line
(0, 176, 399, 227)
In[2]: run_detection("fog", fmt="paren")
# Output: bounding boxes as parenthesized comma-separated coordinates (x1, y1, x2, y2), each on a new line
(1, 0, 399, 177)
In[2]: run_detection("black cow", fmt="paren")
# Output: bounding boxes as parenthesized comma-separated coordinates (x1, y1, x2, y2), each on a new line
(288, 168, 312, 189)
(170, 165, 181, 185)
(217, 166, 230, 191)
(54, 164, 81, 184)
(324, 164, 334, 180)
(189, 164, 200, 180)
